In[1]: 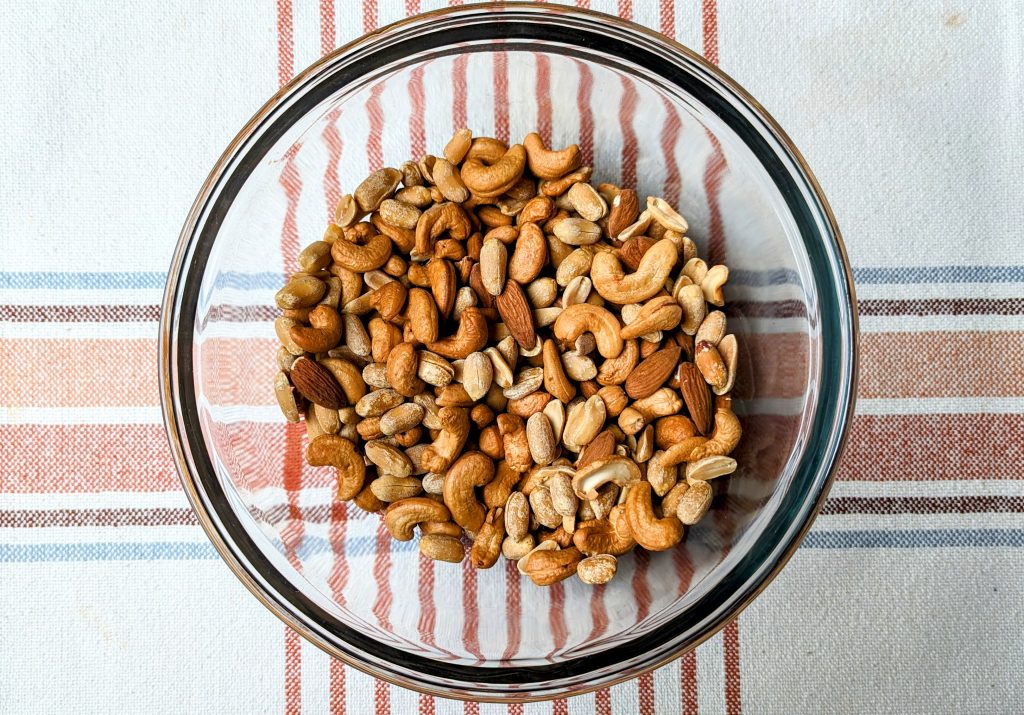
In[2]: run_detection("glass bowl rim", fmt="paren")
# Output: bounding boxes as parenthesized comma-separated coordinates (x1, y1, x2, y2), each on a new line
(159, 1, 859, 702)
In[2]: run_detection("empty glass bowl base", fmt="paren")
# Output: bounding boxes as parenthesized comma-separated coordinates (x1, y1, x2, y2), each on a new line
(160, 4, 857, 701)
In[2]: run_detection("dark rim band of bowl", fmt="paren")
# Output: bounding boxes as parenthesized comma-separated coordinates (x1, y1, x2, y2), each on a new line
(160, 3, 858, 702)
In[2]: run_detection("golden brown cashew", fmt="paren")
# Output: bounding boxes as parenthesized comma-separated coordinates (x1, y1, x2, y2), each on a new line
(497, 413, 533, 473)
(520, 546, 583, 585)
(442, 451, 495, 532)
(306, 434, 366, 501)
(661, 404, 742, 466)
(522, 132, 583, 180)
(288, 305, 343, 353)
(470, 506, 505, 569)
(421, 406, 471, 473)
(624, 481, 683, 551)
(552, 304, 624, 359)
(383, 497, 452, 541)
(620, 296, 682, 340)
(590, 239, 678, 304)
(413, 202, 471, 261)
(460, 144, 527, 198)
(385, 342, 425, 397)
(596, 338, 639, 386)
(572, 517, 635, 556)
(426, 307, 489, 359)
(330, 232, 393, 273)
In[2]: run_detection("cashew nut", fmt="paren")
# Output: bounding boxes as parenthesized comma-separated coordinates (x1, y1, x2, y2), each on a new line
(306, 434, 366, 500)
(552, 304, 624, 359)
(421, 406, 471, 473)
(426, 307, 488, 359)
(383, 497, 451, 541)
(571, 455, 641, 500)
(460, 143, 527, 198)
(413, 202, 471, 261)
(442, 451, 495, 532)
(522, 132, 582, 180)
(590, 239, 677, 304)
(288, 305, 343, 353)
(624, 481, 683, 551)
(661, 405, 742, 466)
(330, 232, 393, 273)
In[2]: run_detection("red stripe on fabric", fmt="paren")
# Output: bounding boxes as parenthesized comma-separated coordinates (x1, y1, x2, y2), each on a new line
(372, 519, 394, 631)
(618, 77, 639, 188)
(702, 130, 727, 265)
(575, 60, 595, 163)
(320, 0, 335, 55)
(284, 627, 302, 715)
(595, 687, 612, 715)
(493, 51, 510, 142)
(418, 692, 435, 715)
(374, 678, 390, 715)
(366, 83, 386, 172)
(276, 0, 295, 87)
(507, 704, 523, 715)
(701, 0, 719, 65)
(329, 659, 347, 714)
(632, 548, 652, 621)
(279, 153, 303, 269)
(409, 65, 427, 158)
(673, 538, 694, 596)
(638, 671, 655, 715)
(575, 0, 590, 8)
(660, 96, 684, 208)
(453, 55, 469, 129)
(363, 0, 378, 34)
(461, 557, 484, 661)
(463, 701, 479, 715)
(406, 0, 421, 15)
(660, 0, 675, 35)
(723, 620, 742, 714)
(618, 0, 632, 20)
(500, 560, 522, 663)
(323, 108, 344, 218)
(587, 583, 610, 640)
(416, 552, 438, 648)
(552, 698, 569, 715)
(680, 651, 698, 714)
(536, 54, 552, 141)
(547, 582, 568, 659)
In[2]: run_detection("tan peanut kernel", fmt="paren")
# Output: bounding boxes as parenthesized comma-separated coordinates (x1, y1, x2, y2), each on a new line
(274, 129, 741, 587)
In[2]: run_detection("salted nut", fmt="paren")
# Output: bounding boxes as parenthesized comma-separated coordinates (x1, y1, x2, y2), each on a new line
(273, 128, 743, 586)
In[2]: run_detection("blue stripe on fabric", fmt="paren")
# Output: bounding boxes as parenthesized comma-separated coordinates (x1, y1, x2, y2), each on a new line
(4, 530, 1024, 563)
(803, 529, 1024, 549)
(3, 266, 1023, 292)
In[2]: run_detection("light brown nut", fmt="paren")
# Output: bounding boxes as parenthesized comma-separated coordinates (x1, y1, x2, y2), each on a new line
(695, 310, 727, 346)
(504, 367, 544, 400)
(606, 188, 640, 238)
(576, 429, 615, 470)
(647, 450, 678, 496)
(526, 277, 558, 308)
(507, 222, 548, 284)
(555, 246, 595, 286)
(378, 199, 421, 230)
(562, 275, 592, 307)
(470, 507, 505, 569)
(478, 459, 515, 509)
(421, 406, 471, 473)
(436, 383, 475, 407)
(395, 185, 432, 207)
(290, 357, 347, 409)
(553, 217, 602, 246)
(385, 497, 452, 540)
(420, 520, 462, 538)
(520, 545, 582, 586)
(365, 440, 415, 478)
(624, 481, 683, 551)
(715, 334, 739, 396)
(577, 554, 617, 585)
(660, 480, 689, 517)
(417, 351, 454, 388)
(562, 395, 607, 452)
(460, 143, 527, 198)
(507, 391, 553, 418)
(682, 257, 709, 285)
(307, 434, 366, 500)
(624, 345, 682, 400)
(413, 202, 471, 261)
(334, 194, 363, 228)
(695, 340, 728, 391)
(553, 304, 624, 359)
(484, 346, 515, 389)
(590, 238, 677, 304)
(646, 196, 689, 233)
(331, 232, 393, 273)
(352, 482, 385, 513)
(617, 407, 646, 436)
(462, 351, 494, 401)
(361, 362, 389, 389)
(504, 491, 530, 540)
(571, 455, 641, 500)
(479, 238, 507, 296)
(405, 287, 440, 344)
(313, 403, 341, 435)
(355, 388, 404, 418)
(661, 403, 741, 465)
(421, 471, 445, 494)
(675, 282, 706, 336)
(654, 414, 698, 449)
(616, 209, 652, 241)
(633, 424, 655, 463)
(426, 307, 488, 359)
(298, 241, 332, 272)
(557, 352, 593, 384)
(379, 402, 425, 436)
(548, 472, 578, 517)
(275, 317, 306, 356)
(701, 264, 729, 306)
(274, 371, 300, 422)
(442, 451, 495, 532)
(633, 388, 683, 420)
(677, 480, 713, 525)
(573, 517, 634, 556)
(542, 398, 566, 444)
(427, 257, 456, 318)
(685, 455, 738, 482)
(419, 534, 465, 563)
(523, 132, 582, 180)
(502, 534, 536, 560)
(595, 338, 638, 385)
(276, 275, 326, 309)
(432, 157, 470, 203)
(443, 127, 473, 164)
(542, 338, 576, 403)
(519, 195, 555, 225)
(567, 182, 609, 222)
(355, 167, 402, 212)
(678, 362, 712, 435)
(356, 416, 384, 441)
(596, 385, 627, 417)
(497, 413, 533, 473)
(370, 475, 423, 502)
(478, 424, 505, 460)
(531, 307, 562, 330)
(620, 296, 682, 340)
(495, 280, 538, 351)
(526, 412, 558, 466)
(384, 342, 425, 398)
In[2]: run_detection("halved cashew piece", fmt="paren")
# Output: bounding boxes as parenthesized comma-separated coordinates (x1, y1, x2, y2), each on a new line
(572, 518, 635, 556)
(552, 304, 624, 359)
(714, 334, 738, 396)
(442, 451, 495, 532)
(383, 497, 451, 541)
(619, 296, 681, 340)
(289, 305, 343, 353)
(330, 232, 393, 272)
(426, 307, 489, 359)
(590, 239, 677, 304)
(624, 481, 683, 552)
(421, 406, 471, 473)
(702, 265, 729, 306)
(522, 132, 582, 180)
(685, 455, 737, 482)
(306, 434, 366, 500)
(571, 455, 641, 500)
(470, 507, 505, 569)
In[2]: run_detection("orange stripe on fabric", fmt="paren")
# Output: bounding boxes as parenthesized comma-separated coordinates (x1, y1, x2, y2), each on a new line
(284, 627, 302, 715)
(680, 650, 698, 714)
(276, 0, 294, 87)
(723, 620, 742, 714)
(320, 0, 335, 55)
(701, 0, 719, 66)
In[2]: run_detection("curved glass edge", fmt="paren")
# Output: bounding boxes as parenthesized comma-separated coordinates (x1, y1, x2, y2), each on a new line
(159, 2, 859, 702)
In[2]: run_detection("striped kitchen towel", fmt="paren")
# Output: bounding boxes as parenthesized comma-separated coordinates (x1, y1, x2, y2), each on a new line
(1, 1, 1022, 713)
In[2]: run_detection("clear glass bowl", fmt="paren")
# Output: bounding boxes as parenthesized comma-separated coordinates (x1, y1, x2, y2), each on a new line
(160, 3, 857, 702)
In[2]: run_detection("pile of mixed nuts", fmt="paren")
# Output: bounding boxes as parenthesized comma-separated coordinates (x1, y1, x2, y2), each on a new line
(273, 129, 741, 587)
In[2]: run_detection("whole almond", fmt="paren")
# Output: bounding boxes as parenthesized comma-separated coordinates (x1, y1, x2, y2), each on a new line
(495, 280, 537, 351)
(677, 362, 712, 435)
(290, 357, 346, 409)
(618, 236, 658, 272)
(606, 188, 640, 238)
(624, 345, 681, 400)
